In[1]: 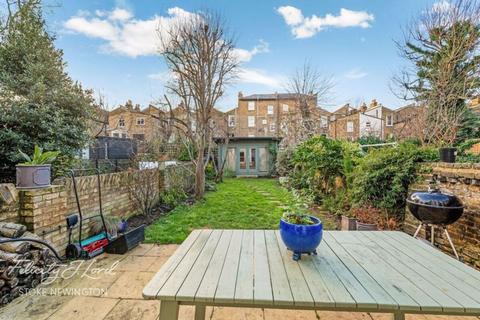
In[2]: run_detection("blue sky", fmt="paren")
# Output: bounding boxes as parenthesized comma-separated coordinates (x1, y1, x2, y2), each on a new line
(43, 0, 437, 111)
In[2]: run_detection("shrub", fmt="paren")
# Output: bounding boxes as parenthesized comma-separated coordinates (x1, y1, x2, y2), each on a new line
(275, 146, 295, 177)
(322, 189, 351, 216)
(290, 136, 344, 196)
(160, 187, 187, 207)
(351, 142, 430, 212)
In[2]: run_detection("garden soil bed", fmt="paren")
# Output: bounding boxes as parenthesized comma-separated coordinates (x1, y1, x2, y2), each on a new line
(126, 196, 196, 229)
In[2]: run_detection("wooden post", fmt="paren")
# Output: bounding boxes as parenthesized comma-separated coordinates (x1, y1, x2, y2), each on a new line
(393, 312, 405, 320)
(194, 304, 206, 320)
(159, 301, 179, 320)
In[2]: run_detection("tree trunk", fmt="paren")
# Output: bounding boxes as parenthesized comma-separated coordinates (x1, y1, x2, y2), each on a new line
(195, 153, 205, 200)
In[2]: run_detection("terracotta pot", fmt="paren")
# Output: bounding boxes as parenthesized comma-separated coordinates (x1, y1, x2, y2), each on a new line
(356, 221, 378, 231)
(341, 215, 357, 231)
(16, 164, 51, 189)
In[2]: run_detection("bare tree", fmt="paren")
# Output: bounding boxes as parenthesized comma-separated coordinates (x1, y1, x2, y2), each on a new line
(127, 168, 159, 216)
(157, 12, 238, 199)
(285, 61, 334, 144)
(393, 0, 480, 145)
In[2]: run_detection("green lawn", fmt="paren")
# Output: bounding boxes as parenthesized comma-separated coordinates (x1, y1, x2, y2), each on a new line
(145, 178, 337, 244)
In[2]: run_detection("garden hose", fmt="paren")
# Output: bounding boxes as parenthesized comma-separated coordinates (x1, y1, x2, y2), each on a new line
(0, 238, 65, 261)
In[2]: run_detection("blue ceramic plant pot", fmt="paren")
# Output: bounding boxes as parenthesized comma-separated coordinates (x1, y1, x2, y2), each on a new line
(279, 215, 323, 261)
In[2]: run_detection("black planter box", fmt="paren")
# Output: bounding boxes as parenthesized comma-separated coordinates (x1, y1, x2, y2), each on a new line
(439, 147, 456, 163)
(105, 225, 145, 254)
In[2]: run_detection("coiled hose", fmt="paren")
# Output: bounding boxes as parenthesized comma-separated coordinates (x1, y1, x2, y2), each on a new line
(0, 238, 65, 261)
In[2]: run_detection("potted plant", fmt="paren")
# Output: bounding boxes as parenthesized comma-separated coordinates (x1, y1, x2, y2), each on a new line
(279, 207, 323, 261)
(352, 205, 381, 231)
(16, 145, 60, 189)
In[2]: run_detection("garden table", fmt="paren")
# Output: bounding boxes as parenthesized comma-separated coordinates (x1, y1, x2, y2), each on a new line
(143, 230, 480, 320)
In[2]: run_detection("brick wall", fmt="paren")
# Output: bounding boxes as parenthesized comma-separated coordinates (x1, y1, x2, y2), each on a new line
(0, 163, 194, 254)
(404, 162, 480, 269)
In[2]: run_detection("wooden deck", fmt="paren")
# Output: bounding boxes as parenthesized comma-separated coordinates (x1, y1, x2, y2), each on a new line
(143, 230, 480, 320)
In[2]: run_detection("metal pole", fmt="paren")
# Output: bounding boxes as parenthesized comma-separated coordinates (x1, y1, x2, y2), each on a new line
(413, 223, 422, 238)
(443, 227, 460, 260)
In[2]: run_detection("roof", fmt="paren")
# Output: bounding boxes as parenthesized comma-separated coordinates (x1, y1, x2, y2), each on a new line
(240, 93, 316, 100)
(214, 136, 282, 143)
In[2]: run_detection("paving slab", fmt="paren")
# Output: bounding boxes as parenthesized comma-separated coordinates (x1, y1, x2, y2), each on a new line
(144, 244, 179, 257)
(178, 305, 214, 320)
(147, 255, 169, 272)
(127, 244, 155, 256)
(103, 299, 160, 320)
(104, 271, 156, 299)
(211, 307, 264, 320)
(316, 311, 370, 319)
(115, 255, 157, 271)
(58, 269, 123, 296)
(264, 308, 317, 320)
(47, 296, 118, 320)
(0, 294, 72, 320)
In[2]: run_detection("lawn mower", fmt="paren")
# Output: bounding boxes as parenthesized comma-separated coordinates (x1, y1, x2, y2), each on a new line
(65, 169, 110, 259)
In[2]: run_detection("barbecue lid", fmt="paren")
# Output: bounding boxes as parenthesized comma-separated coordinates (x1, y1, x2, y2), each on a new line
(407, 190, 463, 208)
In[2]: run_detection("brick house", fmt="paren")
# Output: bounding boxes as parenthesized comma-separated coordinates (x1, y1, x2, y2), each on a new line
(329, 100, 395, 140)
(107, 100, 164, 143)
(225, 92, 331, 141)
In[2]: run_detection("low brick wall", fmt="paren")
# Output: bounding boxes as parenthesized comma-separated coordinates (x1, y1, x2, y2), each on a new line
(0, 162, 194, 254)
(404, 162, 480, 269)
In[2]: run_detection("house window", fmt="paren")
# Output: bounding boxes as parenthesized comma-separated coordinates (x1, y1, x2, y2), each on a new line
(248, 101, 255, 111)
(267, 105, 274, 115)
(282, 104, 289, 112)
(133, 134, 145, 141)
(347, 121, 354, 133)
(375, 110, 379, 118)
(269, 123, 276, 132)
(136, 117, 145, 125)
(248, 134, 255, 137)
(250, 148, 256, 169)
(112, 133, 119, 138)
(386, 115, 393, 126)
(228, 115, 236, 127)
(262, 119, 267, 125)
(320, 116, 328, 128)
(366, 122, 371, 128)
(121, 133, 127, 138)
(248, 116, 255, 127)
(118, 119, 125, 127)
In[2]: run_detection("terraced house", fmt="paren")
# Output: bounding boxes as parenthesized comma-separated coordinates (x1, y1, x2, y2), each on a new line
(328, 99, 396, 141)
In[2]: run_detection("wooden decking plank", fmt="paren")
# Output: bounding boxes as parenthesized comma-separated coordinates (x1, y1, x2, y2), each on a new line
(323, 232, 397, 311)
(374, 232, 480, 312)
(253, 230, 274, 304)
(332, 231, 437, 312)
(214, 230, 243, 304)
(194, 230, 234, 302)
(143, 230, 201, 299)
(384, 232, 480, 304)
(296, 255, 335, 308)
(275, 230, 315, 307)
(176, 230, 223, 301)
(360, 231, 472, 314)
(235, 230, 255, 303)
(264, 231, 294, 306)
(309, 242, 357, 309)
(157, 230, 213, 300)
(387, 231, 480, 285)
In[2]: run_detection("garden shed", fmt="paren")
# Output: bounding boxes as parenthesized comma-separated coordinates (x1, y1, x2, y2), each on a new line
(215, 137, 280, 177)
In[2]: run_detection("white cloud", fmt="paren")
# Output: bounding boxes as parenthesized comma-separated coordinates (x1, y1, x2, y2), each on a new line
(232, 40, 269, 63)
(345, 68, 368, 79)
(277, 6, 374, 39)
(109, 8, 133, 21)
(64, 7, 197, 57)
(238, 68, 284, 87)
(432, 1, 453, 13)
